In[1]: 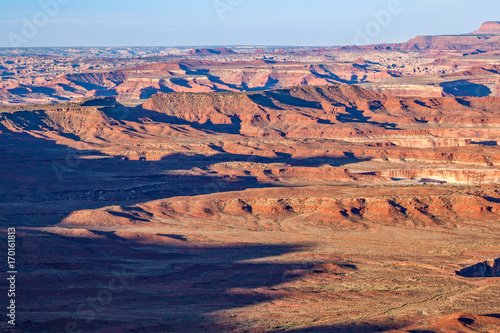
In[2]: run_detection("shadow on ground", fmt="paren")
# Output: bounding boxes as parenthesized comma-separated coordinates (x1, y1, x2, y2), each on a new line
(440, 80, 492, 97)
(0, 229, 318, 332)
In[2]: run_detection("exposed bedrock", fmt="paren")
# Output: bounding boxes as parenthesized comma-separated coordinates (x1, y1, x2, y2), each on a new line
(59, 187, 500, 231)
(456, 258, 500, 277)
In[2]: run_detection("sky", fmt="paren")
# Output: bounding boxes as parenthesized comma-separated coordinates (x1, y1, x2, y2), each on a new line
(0, 0, 498, 48)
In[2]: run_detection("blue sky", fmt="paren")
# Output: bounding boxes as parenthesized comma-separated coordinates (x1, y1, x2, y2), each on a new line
(0, 0, 498, 47)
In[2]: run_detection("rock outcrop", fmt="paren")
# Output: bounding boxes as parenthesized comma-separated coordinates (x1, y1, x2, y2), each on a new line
(189, 47, 236, 56)
(456, 258, 500, 277)
(473, 21, 500, 34)
(355, 22, 500, 51)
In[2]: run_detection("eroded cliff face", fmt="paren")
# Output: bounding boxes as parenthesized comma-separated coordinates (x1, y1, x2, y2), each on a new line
(143, 85, 500, 127)
(59, 186, 500, 231)
(356, 22, 500, 52)
(3, 85, 500, 187)
(457, 258, 500, 277)
(404, 35, 500, 51)
(1, 107, 109, 135)
(473, 21, 500, 34)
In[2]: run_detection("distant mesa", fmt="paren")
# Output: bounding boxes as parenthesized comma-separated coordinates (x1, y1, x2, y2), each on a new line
(404, 21, 500, 50)
(473, 21, 500, 34)
(189, 47, 236, 56)
(351, 21, 500, 51)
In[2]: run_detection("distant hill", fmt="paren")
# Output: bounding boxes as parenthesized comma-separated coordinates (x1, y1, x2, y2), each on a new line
(349, 21, 500, 51)
(473, 21, 500, 34)
(189, 47, 236, 56)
